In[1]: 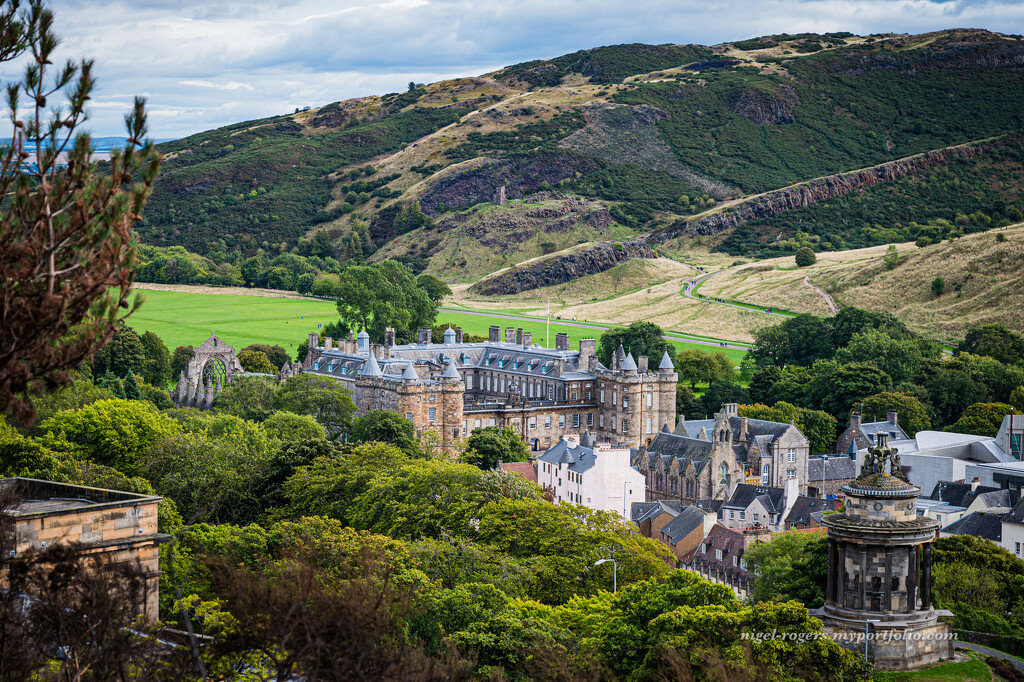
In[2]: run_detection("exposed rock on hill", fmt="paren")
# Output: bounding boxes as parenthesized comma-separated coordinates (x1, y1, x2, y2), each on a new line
(471, 240, 654, 295)
(732, 85, 799, 125)
(650, 140, 990, 242)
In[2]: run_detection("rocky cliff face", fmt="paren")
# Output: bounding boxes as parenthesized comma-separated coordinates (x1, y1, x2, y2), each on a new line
(650, 141, 988, 241)
(418, 153, 595, 216)
(471, 241, 654, 295)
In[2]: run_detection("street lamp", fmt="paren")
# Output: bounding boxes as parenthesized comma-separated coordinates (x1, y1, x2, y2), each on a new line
(864, 618, 881, 660)
(594, 557, 617, 592)
(821, 454, 829, 500)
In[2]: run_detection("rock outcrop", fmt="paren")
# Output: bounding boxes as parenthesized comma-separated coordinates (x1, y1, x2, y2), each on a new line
(732, 85, 799, 125)
(471, 241, 654, 296)
(650, 141, 990, 242)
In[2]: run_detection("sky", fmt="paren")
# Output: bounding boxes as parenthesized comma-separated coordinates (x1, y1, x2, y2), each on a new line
(12, 0, 1024, 139)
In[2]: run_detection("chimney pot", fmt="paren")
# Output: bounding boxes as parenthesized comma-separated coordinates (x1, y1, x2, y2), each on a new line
(489, 325, 500, 342)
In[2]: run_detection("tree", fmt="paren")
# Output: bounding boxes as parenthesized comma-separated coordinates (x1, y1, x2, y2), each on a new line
(238, 349, 277, 374)
(350, 409, 420, 456)
(0, 2, 160, 425)
(946, 402, 1014, 437)
(807, 362, 893, 426)
(416, 273, 452, 303)
(93, 324, 147, 379)
(701, 381, 749, 417)
(336, 260, 437, 341)
(264, 410, 326, 442)
(276, 373, 356, 439)
(833, 328, 925, 384)
(931, 276, 946, 297)
(598, 321, 673, 369)
(751, 314, 834, 369)
(795, 247, 816, 267)
(240, 256, 263, 287)
(676, 385, 704, 419)
(123, 369, 142, 401)
(676, 349, 715, 390)
(242, 343, 291, 370)
(959, 324, 1024, 365)
(883, 244, 901, 270)
(170, 344, 194, 380)
(296, 272, 314, 294)
(923, 359, 992, 428)
(37, 399, 180, 471)
(139, 330, 172, 386)
(214, 375, 278, 422)
(462, 426, 529, 470)
(737, 530, 828, 607)
(861, 392, 931, 437)
(311, 228, 334, 259)
(748, 366, 781, 405)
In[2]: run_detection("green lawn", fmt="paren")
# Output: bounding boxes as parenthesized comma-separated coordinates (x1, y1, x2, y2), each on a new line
(872, 655, 992, 682)
(129, 290, 337, 353)
(128, 289, 749, 366)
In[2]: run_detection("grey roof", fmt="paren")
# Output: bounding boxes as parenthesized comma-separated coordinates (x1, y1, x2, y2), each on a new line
(659, 350, 674, 370)
(1005, 497, 1024, 525)
(402, 362, 419, 382)
(786, 496, 837, 525)
(580, 429, 595, 448)
(361, 352, 382, 377)
(859, 419, 909, 442)
(929, 482, 1000, 507)
(621, 352, 638, 372)
(807, 456, 857, 482)
(724, 484, 785, 513)
(660, 506, 708, 546)
(942, 511, 1005, 542)
(694, 499, 724, 514)
(537, 439, 597, 474)
(967, 488, 1021, 510)
(442, 357, 460, 379)
(632, 500, 682, 524)
(646, 431, 714, 475)
(357, 330, 369, 339)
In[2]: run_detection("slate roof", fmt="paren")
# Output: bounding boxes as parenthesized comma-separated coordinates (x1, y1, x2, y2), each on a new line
(929, 482, 1000, 507)
(724, 484, 785, 513)
(631, 500, 682, 524)
(694, 499, 724, 515)
(859, 419, 909, 442)
(786, 496, 838, 525)
(807, 456, 857, 481)
(645, 431, 714, 475)
(537, 440, 597, 474)
(660, 506, 708, 546)
(942, 511, 1005, 542)
(1003, 497, 1024, 525)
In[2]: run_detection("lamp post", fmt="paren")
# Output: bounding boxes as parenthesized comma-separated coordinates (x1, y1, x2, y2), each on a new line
(864, 618, 881, 661)
(594, 556, 617, 592)
(821, 454, 829, 500)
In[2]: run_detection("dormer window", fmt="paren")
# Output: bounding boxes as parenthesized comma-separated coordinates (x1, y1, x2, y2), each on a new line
(526, 363, 533, 371)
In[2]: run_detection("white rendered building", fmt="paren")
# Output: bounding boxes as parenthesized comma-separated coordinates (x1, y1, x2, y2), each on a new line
(537, 432, 645, 518)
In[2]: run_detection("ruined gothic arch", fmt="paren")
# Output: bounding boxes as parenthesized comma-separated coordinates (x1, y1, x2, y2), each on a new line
(170, 334, 245, 409)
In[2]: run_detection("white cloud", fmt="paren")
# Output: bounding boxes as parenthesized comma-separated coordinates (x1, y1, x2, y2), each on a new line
(8, 0, 1020, 138)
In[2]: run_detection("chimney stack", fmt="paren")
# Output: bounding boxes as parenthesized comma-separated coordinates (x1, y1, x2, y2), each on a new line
(555, 332, 569, 350)
(418, 328, 432, 345)
(578, 339, 597, 372)
(887, 409, 898, 426)
(638, 355, 649, 373)
(523, 331, 532, 347)
(455, 327, 464, 344)
(324, 336, 333, 351)
(515, 328, 523, 345)
(971, 477, 980, 492)
(489, 325, 500, 343)
(850, 412, 862, 432)
(384, 327, 396, 348)
(505, 327, 515, 343)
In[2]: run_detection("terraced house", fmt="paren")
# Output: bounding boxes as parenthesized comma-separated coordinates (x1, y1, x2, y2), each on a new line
(298, 325, 678, 452)
(635, 404, 811, 504)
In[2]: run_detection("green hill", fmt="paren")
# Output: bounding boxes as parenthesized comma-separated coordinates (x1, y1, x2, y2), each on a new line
(138, 29, 1024, 280)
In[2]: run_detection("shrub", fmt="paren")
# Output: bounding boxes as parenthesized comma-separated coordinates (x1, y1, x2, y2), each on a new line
(882, 244, 900, 270)
(915, 236, 932, 248)
(795, 247, 816, 267)
(931, 277, 946, 297)
(996, 232, 1007, 242)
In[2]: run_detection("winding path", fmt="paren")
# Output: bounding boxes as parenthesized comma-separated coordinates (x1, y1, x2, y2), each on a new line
(955, 641, 1024, 674)
(802, 274, 840, 314)
(681, 271, 792, 318)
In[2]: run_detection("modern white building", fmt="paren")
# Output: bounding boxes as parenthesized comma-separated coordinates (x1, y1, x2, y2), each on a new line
(537, 432, 645, 518)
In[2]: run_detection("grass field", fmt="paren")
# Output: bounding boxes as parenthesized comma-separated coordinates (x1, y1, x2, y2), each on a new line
(129, 289, 338, 352)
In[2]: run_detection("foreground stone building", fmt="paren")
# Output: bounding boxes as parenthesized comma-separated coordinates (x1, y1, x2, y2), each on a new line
(635, 404, 811, 504)
(299, 325, 678, 452)
(0, 478, 167, 619)
(812, 441, 954, 670)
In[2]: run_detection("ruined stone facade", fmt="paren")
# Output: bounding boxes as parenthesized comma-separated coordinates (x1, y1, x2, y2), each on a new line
(170, 334, 248, 409)
(296, 325, 677, 454)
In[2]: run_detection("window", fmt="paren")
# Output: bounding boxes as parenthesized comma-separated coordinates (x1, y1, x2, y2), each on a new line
(406, 412, 414, 421)
(544, 415, 551, 428)
(529, 417, 537, 430)
(548, 386, 554, 400)
(612, 391, 617, 406)
(646, 417, 652, 434)
(715, 549, 723, 560)
(1017, 542, 1021, 556)
(462, 420, 468, 433)
(474, 418, 482, 428)
(559, 415, 566, 428)
(573, 414, 580, 428)
(600, 389, 605, 403)
(600, 414, 605, 428)
(786, 470, 795, 480)
(544, 436, 551, 445)
(739, 511, 746, 520)
(585, 390, 592, 400)
(488, 418, 496, 427)
(936, 514, 943, 523)
(466, 375, 473, 390)
(1012, 434, 1022, 459)
(428, 407, 436, 423)
(729, 511, 735, 520)
(787, 448, 796, 463)
(623, 397, 629, 408)
(571, 391, 578, 401)
(486, 376, 492, 391)
(701, 543, 706, 554)
(646, 393, 652, 408)
(718, 463, 728, 484)
(622, 419, 628, 433)
(611, 416, 617, 431)
(732, 556, 738, 567)
(587, 413, 594, 427)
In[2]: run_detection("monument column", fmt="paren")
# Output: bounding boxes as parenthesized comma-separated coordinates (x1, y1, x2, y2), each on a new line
(837, 541, 847, 607)
(884, 546, 893, 612)
(826, 539, 837, 604)
(921, 543, 932, 609)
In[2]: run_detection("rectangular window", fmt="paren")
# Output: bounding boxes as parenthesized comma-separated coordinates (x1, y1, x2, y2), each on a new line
(787, 449, 796, 463)
(486, 376, 492, 391)
(428, 407, 436, 423)
(572, 392, 578, 401)
(466, 375, 473, 390)
(623, 397, 628, 408)
(548, 386, 554, 400)
(474, 418, 482, 428)
(544, 415, 551, 428)
(462, 420, 467, 433)
(406, 412, 414, 421)
(529, 383, 534, 398)
(585, 391, 592, 400)
(739, 511, 746, 520)
(488, 418, 495, 427)
(733, 556, 738, 567)
(646, 393, 652, 408)
(529, 417, 537, 430)
(786, 470, 795, 479)
(600, 414, 605, 428)
(573, 414, 580, 428)
(701, 544, 706, 554)
(545, 437, 551, 445)
(612, 391, 617, 406)
(622, 419, 628, 434)
(611, 416, 616, 431)
(559, 415, 566, 429)
(1012, 434, 1022, 458)
(729, 511, 735, 520)
(646, 417, 652, 434)
(1017, 542, 1021, 556)
(716, 549, 723, 560)
(762, 464, 769, 475)
(587, 413, 594, 427)
(600, 389, 605, 403)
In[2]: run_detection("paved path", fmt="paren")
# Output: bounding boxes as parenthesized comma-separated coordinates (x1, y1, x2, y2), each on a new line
(682, 271, 792, 318)
(438, 307, 752, 351)
(955, 641, 1024, 674)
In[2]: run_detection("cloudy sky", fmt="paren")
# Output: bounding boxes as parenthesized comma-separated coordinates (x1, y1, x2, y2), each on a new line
(18, 0, 1024, 139)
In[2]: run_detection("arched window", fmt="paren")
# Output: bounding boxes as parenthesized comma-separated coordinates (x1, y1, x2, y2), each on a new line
(718, 463, 728, 484)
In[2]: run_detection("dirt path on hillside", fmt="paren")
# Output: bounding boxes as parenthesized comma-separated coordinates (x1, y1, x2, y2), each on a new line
(802, 275, 839, 314)
(133, 283, 312, 300)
